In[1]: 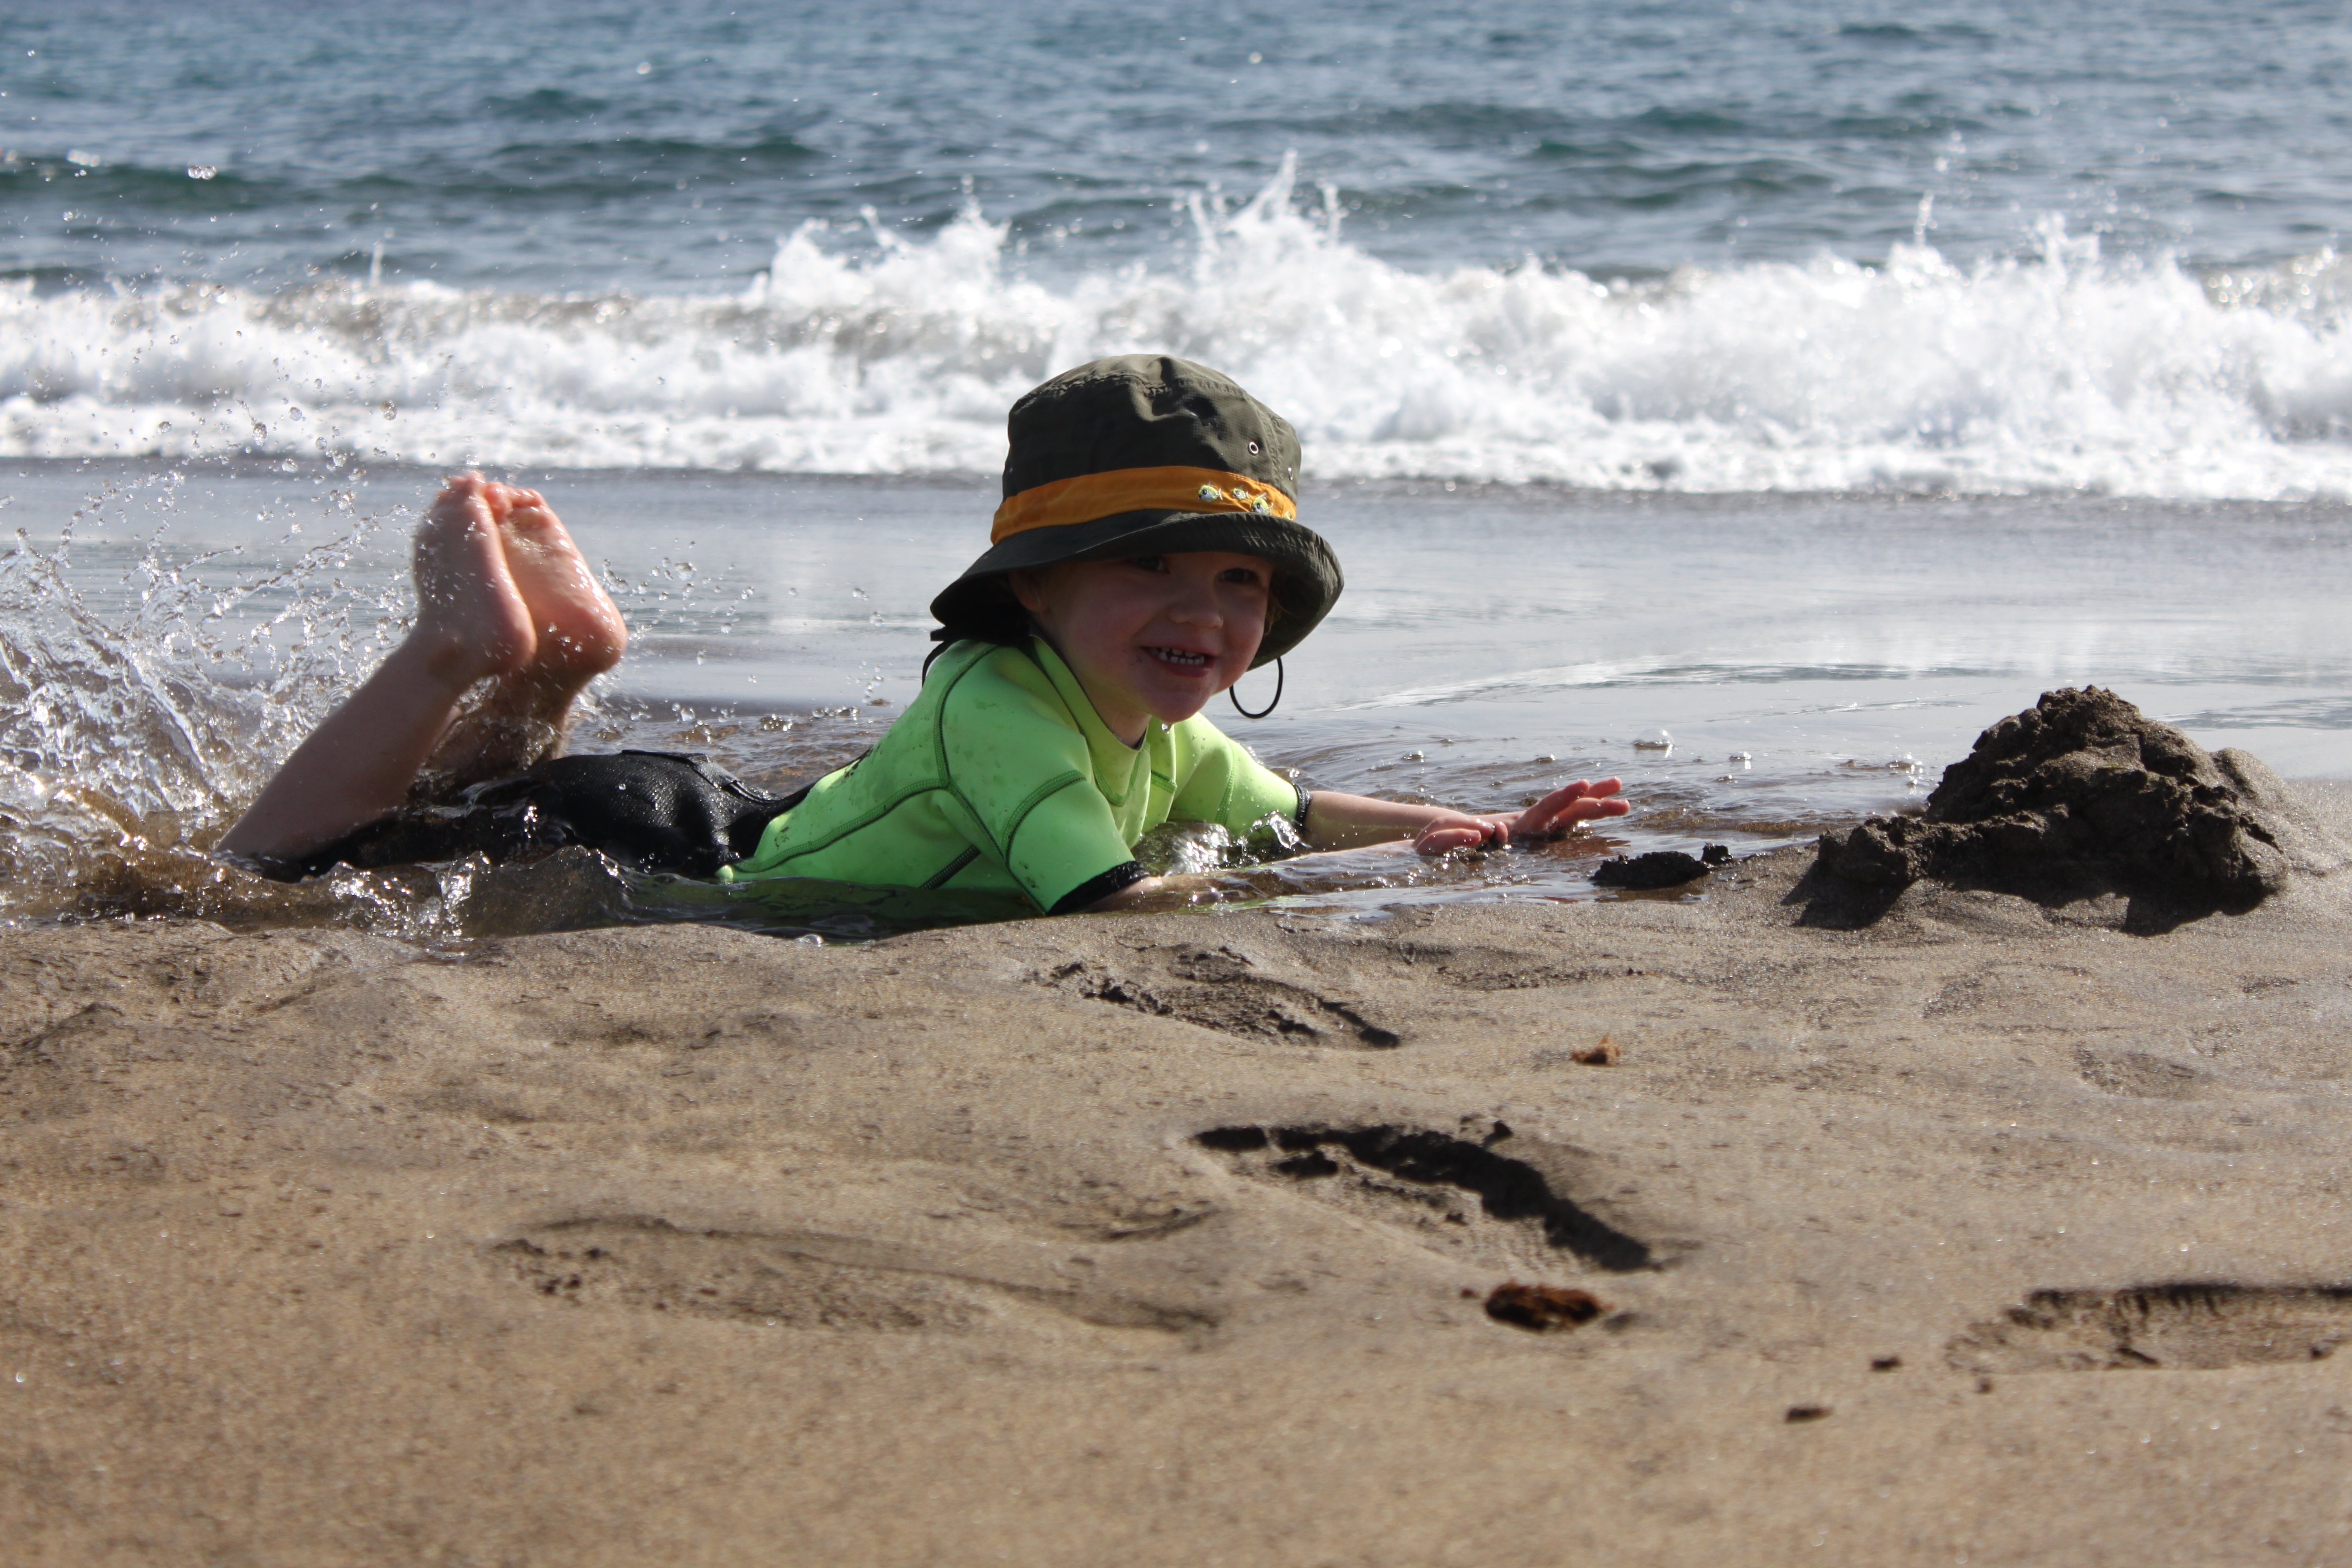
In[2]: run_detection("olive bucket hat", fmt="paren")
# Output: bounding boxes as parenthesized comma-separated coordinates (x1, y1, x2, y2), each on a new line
(929, 355, 1343, 669)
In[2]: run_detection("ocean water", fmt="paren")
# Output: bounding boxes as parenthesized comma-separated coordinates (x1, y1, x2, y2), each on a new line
(2, 0, 2349, 935)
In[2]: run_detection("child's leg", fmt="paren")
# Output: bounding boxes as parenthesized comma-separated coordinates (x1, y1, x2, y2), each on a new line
(215, 476, 624, 863)
(414, 486, 628, 787)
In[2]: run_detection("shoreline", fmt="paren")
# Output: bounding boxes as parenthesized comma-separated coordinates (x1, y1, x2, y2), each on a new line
(7, 794, 2352, 1565)
(24, 451, 2352, 509)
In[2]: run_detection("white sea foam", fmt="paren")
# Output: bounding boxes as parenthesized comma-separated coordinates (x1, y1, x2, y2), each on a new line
(4, 159, 2350, 497)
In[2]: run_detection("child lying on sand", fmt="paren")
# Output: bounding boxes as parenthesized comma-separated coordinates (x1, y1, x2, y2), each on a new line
(220, 356, 1628, 911)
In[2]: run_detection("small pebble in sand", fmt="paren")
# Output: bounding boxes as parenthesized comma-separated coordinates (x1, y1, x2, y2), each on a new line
(1534, 754, 1556, 764)
(1633, 729, 1672, 751)
(1485, 1283, 1608, 1332)
(1871, 1355, 1903, 1371)
(1728, 751, 1752, 762)
(1785, 1405, 1832, 1423)
(1570, 1037, 1620, 1066)
(1402, 750, 1424, 762)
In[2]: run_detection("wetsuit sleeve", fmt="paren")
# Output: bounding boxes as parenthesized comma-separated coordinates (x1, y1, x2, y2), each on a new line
(936, 657, 1140, 913)
(1167, 716, 1305, 837)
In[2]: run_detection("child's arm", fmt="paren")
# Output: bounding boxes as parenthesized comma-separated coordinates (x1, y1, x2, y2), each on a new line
(1081, 778, 1628, 910)
(1300, 777, 1628, 853)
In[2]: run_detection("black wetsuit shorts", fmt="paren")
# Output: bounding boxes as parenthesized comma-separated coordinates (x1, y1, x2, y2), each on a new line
(259, 751, 799, 882)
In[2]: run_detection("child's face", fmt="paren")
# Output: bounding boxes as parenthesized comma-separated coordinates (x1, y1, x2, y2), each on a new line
(1012, 550, 1274, 742)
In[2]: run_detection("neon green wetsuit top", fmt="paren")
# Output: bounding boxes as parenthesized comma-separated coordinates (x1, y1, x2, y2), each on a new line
(718, 637, 1306, 913)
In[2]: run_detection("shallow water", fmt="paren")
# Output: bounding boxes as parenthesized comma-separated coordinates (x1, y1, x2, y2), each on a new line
(5, 459, 2346, 937)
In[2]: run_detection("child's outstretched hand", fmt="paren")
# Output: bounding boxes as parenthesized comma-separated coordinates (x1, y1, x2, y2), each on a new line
(1412, 777, 1629, 855)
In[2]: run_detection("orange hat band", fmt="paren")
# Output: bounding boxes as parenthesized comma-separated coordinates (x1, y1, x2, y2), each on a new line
(990, 465, 1297, 544)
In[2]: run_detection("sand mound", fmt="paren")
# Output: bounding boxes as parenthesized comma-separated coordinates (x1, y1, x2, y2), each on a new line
(1813, 687, 2302, 908)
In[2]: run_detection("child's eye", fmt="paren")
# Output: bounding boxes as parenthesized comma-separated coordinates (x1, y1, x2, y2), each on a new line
(1220, 567, 1264, 586)
(1128, 555, 1167, 573)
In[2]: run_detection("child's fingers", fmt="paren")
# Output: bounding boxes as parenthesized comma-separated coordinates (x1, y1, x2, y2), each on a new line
(1544, 797, 1631, 832)
(1519, 777, 1631, 836)
(1415, 823, 1491, 856)
(1516, 783, 1583, 835)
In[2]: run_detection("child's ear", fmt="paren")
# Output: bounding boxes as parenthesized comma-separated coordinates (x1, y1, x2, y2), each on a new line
(1007, 568, 1048, 616)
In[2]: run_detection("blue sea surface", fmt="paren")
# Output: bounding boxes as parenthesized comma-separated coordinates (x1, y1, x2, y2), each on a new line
(6, 0, 2351, 290)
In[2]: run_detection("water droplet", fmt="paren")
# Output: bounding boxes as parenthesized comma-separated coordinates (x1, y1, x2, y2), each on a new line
(278, 459, 298, 474)
(636, 60, 652, 74)
(186, 164, 217, 181)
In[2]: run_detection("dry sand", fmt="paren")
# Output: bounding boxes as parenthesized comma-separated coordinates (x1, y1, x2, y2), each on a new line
(8, 790, 2352, 1566)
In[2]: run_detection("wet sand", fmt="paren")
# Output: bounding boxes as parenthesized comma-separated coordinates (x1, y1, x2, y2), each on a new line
(7, 792, 2352, 1566)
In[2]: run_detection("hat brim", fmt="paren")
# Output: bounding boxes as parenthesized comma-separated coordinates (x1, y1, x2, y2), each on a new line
(929, 508, 1343, 668)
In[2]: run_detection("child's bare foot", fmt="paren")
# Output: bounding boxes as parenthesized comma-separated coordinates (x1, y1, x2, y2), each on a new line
(412, 475, 537, 687)
(407, 479, 629, 792)
(493, 487, 628, 693)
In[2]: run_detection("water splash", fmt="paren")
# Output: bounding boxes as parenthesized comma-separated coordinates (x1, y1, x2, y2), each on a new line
(0, 472, 928, 939)
(0, 472, 438, 928)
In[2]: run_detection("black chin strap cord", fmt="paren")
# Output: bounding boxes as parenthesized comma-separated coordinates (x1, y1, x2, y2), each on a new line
(1229, 657, 1284, 720)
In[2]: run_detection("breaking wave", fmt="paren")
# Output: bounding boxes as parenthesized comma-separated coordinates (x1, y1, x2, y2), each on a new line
(5, 159, 2351, 498)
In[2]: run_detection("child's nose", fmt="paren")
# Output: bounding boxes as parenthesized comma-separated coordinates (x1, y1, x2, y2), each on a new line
(1170, 604, 1223, 630)
(1167, 583, 1224, 626)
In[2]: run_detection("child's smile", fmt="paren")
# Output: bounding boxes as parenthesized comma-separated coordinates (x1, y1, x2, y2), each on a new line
(1012, 550, 1274, 744)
